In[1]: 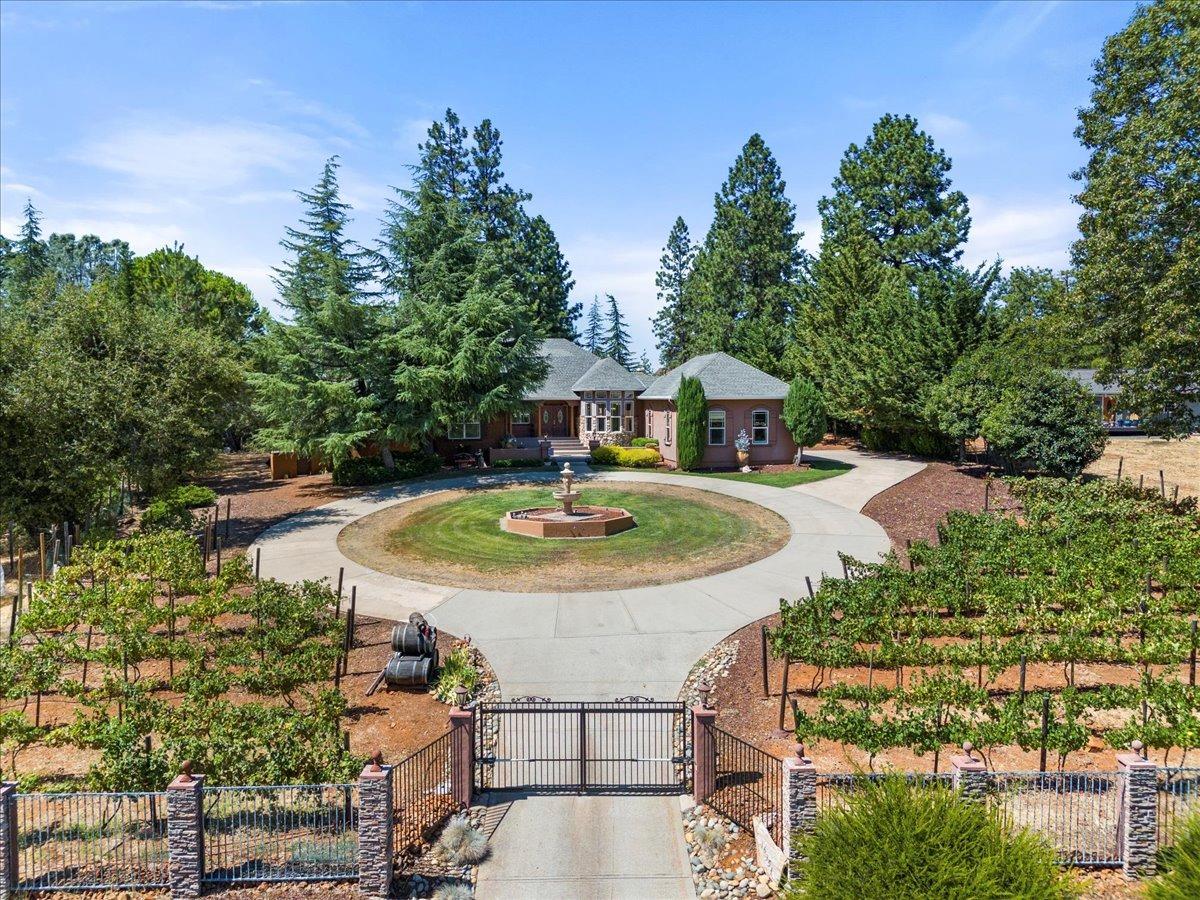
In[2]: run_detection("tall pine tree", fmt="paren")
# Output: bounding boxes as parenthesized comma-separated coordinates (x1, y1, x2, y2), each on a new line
(584, 296, 604, 353)
(1071, 0, 1199, 436)
(819, 114, 970, 271)
(685, 135, 802, 375)
(651, 216, 696, 369)
(3, 200, 50, 308)
(253, 158, 395, 465)
(603, 294, 632, 367)
(382, 123, 546, 441)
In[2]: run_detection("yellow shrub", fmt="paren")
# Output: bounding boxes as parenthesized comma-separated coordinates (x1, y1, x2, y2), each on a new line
(615, 447, 661, 468)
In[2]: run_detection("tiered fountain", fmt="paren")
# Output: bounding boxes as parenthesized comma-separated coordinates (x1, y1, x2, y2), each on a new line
(502, 463, 636, 539)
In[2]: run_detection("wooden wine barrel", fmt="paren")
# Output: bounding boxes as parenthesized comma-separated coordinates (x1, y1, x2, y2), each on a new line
(391, 623, 432, 656)
(384, 655, 432, 687)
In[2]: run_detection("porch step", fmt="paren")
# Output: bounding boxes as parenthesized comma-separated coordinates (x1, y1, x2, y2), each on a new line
(543, 437, 589, 457)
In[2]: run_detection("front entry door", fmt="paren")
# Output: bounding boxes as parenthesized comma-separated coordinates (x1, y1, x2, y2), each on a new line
(542, 404, 569, 437)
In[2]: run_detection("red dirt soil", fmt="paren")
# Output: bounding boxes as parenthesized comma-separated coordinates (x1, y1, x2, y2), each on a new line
(708, 459, 1181, 775)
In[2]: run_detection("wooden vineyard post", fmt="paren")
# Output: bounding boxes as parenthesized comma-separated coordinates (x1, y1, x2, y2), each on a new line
(347, 586, 358, 652)
(168, 586, 176, 681)
(1139, 474, 1144, 491)
(1018, 655, 1027, 702)
(761, 623, 771, 698)
(984, 479, 991, 512)
(805, 576, 815, 599)
(254, 547, 261, 581)
(1117, 456, 1124, 480)
(81, 626, 93, 688)
(1160, 470, 1165, 498)
(335, 566, 344, 617)
(224, 498, 231, 540)
(1190, 620, 1197, 687)
(1039, 694, 1050, 773)
(777, 658, 791, 731)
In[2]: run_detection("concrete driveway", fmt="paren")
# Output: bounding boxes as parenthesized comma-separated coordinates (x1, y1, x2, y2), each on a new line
(250, 451, 920, 700)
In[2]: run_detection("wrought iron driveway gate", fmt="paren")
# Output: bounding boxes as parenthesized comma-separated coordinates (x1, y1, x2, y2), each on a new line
(474, 698, 690, 794)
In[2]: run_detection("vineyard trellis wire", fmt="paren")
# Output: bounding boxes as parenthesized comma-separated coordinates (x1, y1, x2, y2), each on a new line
(771, 478, 1200, 769)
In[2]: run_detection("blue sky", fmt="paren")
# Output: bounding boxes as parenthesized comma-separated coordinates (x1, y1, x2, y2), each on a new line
(1, 0, 1137, 362)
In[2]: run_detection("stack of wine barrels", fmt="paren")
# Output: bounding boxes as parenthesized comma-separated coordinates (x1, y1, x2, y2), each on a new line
(383, 613, 438, 687)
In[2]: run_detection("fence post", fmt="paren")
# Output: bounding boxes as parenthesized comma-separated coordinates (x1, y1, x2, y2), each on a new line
(692, 684, 717, 805)
(1117, 743, 1157, 878)
(1, 781, 16, 899)
(782, 747, 816, 867)
(449, 699, 475, 809)
(950, 743, 989, 802)
(166, 765, 205, 899)
(357, 754, 394, 898)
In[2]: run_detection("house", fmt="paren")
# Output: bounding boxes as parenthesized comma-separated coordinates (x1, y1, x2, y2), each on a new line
(1060, 369, 1142, 433)
(436, 338, 798, 468)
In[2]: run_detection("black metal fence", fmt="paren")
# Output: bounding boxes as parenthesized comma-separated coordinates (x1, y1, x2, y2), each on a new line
(393, 730, 456, 857)
(201, 783, 359, 884)
(475, 699, 689, 794)
(1158, 766, 1200, 848)
(990, 771, 1122, 866)
(707, 726, 784, 845)
(15, 791, 169, 892)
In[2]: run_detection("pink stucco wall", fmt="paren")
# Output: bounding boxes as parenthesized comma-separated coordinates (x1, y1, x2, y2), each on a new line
(642, 398, 797, 469)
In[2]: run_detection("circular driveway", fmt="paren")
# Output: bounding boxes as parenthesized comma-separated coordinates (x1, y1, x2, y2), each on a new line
(250, 451, 922, 700)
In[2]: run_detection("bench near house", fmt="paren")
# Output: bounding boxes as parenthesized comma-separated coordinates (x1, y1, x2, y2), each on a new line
(435, 338, 799, 468)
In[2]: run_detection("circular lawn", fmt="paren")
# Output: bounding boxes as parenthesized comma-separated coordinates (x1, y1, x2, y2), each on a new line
(336, 482, 790, 591)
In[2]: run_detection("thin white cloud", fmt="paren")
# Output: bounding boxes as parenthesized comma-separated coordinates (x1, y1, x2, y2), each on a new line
(564, 233, 661, 355)
(396, 118, 434, 153)
(956, 1, 1062, 62)
(71, 120, 320, 190)
(242, 78, 369, 139)
(964, 197, 1079, 271)
(922, 113, 972, 140)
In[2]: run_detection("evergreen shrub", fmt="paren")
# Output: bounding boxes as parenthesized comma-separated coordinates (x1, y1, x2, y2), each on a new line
(630, 437, 659, 448)
(615, 447, 661, 467)
(676, 376, 708, 470)
(788, 777, 1075, 900)
(331, 451, 440, 486)
(1149, 813, 1200, 900)
(590, 445, 621, 465)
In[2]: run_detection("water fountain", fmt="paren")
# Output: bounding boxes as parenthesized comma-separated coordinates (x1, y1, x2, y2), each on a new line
(501, 463, 636, 538)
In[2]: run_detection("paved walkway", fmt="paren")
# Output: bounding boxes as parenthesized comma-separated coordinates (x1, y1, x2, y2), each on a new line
(791, 448, 926, 512)
(251, 452, 917, 699)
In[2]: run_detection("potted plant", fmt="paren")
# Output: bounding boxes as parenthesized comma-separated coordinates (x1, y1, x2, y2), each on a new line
(734, 428, 751, 470)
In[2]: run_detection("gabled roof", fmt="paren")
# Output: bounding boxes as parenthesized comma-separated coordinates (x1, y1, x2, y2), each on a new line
(640, 352, 789, 401)
(522, 338, 603, 401)
(571, 356, 648, 393)
(1060, 368, 1119, 396)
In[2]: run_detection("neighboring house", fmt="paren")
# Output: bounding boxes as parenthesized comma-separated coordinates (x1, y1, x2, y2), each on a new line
(436, 338, 798, 468)
(1060, 369, 1141, 433)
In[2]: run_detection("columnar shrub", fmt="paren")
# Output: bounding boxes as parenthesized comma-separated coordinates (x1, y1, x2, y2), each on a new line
(676, 376, 707, 471)
(782, 376, 827, 462)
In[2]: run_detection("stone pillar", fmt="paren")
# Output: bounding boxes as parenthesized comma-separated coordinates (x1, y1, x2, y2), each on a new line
(950, 743, 989, 802)
(450, 705, 475, 809)
(692, 704, 718, 804)
(1117, 743, 1157, 878)
(1, 781, 17, 900)
(358, 756, 394, 898)
(782, 748, 816, 864)
(166, 767, 204, 899)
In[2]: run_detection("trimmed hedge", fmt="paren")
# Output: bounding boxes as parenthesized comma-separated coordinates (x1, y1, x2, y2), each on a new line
(630, 437, 659, 448)
(332, 451, 441, 486)
(591, 445, 661, 468)
(491, 457, 546, 469)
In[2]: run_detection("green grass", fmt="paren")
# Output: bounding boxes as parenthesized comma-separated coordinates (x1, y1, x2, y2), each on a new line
(372, 485, 786, 577)
(591, 457, 853, 487)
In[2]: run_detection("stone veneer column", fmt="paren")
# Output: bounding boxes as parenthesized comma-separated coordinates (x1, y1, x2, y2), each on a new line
(950, 743, 989, 802)
(1, 781, 17, 900)
(449, 705, 475, 809)
(692, 704, 718, 805)
(1117, 743, 1158, 878)
(357, 756, 394, 898)
(166, 767, 204, 899)
(782, 748, 816, 865)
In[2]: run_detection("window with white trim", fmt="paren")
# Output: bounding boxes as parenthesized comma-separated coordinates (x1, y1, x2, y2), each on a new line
(623, 401, 634, 433)
(608, 400, 620, 433)
(646, 410, 654, 438)
(751, 409, 769, 445)
(448, 417, 482, 440)
(584, 401, 593, 433)
(707, 409, 726, 445)
(665, 411, 672, 445)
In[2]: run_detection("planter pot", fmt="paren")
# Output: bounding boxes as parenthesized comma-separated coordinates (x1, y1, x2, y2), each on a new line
(736, 450, 750, 466)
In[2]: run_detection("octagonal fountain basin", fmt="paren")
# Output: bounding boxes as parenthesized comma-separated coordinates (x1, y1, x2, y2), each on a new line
(501, 506, 636, 539)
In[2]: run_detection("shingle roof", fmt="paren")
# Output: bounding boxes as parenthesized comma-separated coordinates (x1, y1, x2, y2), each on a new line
(640, 352, 790, 401)
(522, 338, 603, 401)
(1060, 368, 1119, 396)
(571, 357, 648, 393)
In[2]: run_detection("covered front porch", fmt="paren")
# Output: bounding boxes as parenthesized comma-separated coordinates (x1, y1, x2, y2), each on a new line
(508, 400, 581, 439)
